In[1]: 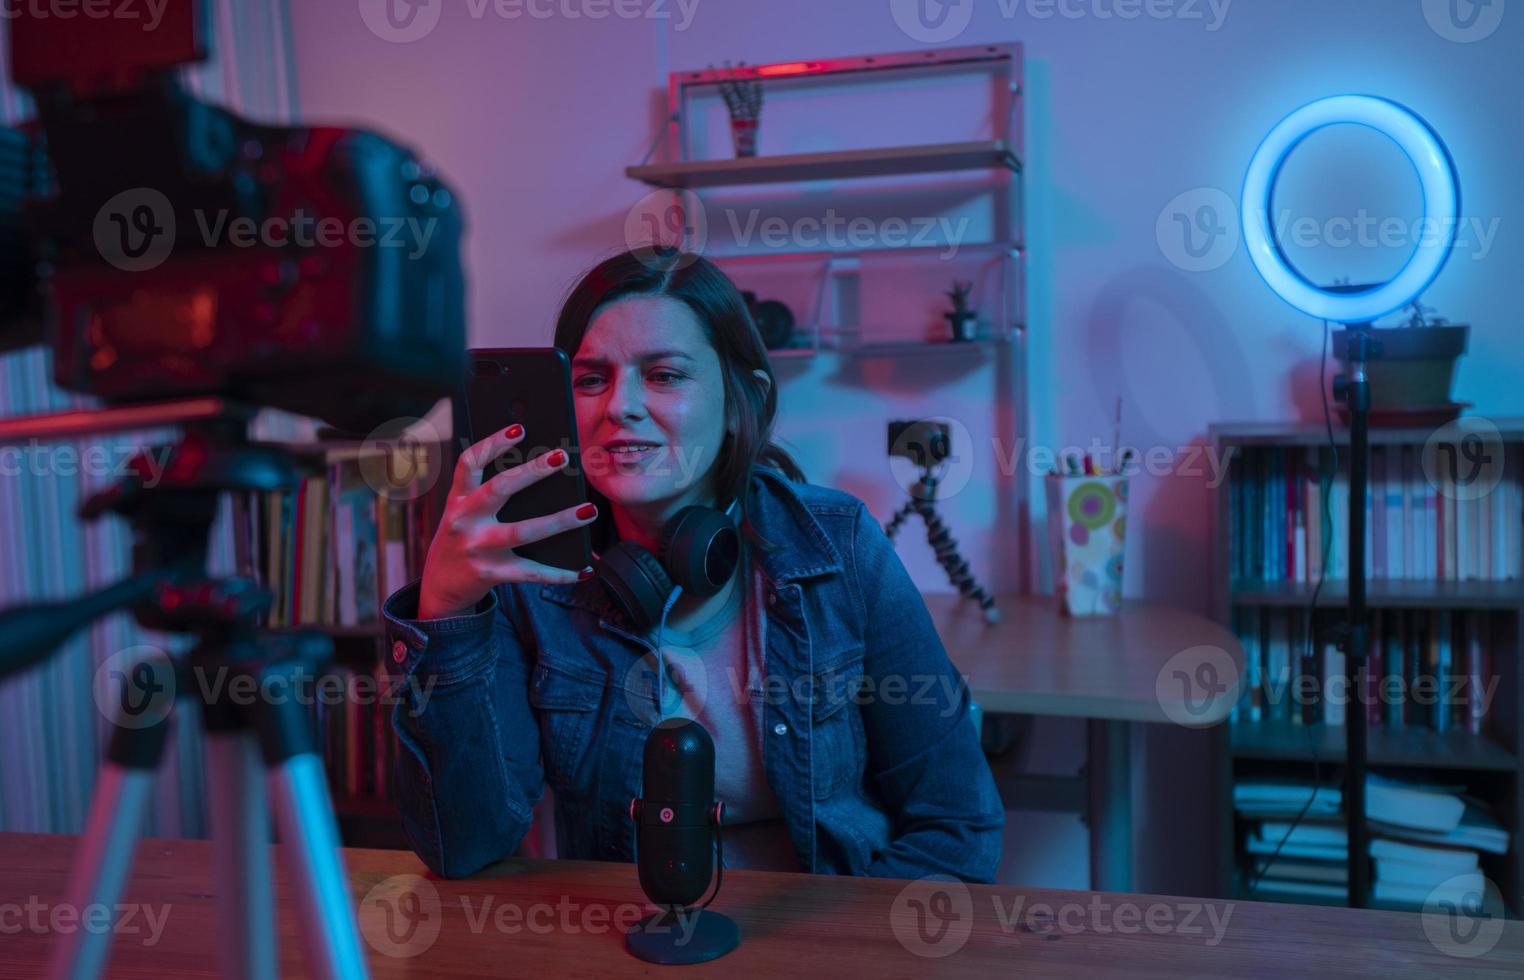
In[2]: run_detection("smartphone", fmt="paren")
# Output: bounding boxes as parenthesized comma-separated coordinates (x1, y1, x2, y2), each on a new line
(464, 347, 592, 573)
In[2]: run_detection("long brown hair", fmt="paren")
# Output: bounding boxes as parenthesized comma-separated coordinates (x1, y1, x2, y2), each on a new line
(553, 247, 804, 551)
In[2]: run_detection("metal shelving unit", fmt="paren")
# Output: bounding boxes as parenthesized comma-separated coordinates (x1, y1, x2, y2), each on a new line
(626, 44, 1030, 592)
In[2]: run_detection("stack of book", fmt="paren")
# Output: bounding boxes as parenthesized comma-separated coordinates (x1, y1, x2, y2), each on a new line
(310, 660, 401, 802)
(1236, 774, 1508, 908)
(1230, 607, 1495, 733)
(1228, 444, 1523, 585)
(231, 452, 442, 628)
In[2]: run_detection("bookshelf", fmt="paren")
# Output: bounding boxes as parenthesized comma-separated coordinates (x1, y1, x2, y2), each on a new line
(229, 434, 452, 849)
(1209, 419, 1524, 916)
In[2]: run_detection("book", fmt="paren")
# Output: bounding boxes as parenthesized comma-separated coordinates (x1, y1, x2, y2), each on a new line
(1366, 773, 1466, 834)
(1321, 639, 1345, 726)
(1252, 878, 1348, 901)
(1252, 858, 1347, 884)
(1373, 873, 1484, 908)
(1370, 838, 1479, 871)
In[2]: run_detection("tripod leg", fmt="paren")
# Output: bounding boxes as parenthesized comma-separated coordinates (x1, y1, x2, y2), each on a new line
(49, 700, 171, 980)
(252, 670, 369, 980)
(205, 731, 277, 980)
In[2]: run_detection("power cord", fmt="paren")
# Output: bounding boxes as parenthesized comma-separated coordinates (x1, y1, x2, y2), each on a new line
(1247, 318, 1340, 895)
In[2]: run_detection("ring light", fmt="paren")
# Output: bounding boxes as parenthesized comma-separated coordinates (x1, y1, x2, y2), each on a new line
(1241, 95, 1460, 324)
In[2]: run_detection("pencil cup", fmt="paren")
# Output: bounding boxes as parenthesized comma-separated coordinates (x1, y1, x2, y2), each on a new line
(1046, 475, 1129, 617)
(729, 116, 759, 158)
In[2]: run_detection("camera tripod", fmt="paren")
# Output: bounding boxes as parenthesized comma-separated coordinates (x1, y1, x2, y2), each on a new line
(0, 404, 370, 980)
(884, 453, 1001, 625)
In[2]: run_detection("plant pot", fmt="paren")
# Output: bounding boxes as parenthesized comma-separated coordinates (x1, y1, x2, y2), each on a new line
(1332, 324, 1469, 412)
(945, 311, 979, 342)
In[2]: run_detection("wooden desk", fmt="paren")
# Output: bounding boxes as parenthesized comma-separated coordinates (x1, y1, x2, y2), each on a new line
(3, 833, 1518, 978)
(925, 594, 1245, 893)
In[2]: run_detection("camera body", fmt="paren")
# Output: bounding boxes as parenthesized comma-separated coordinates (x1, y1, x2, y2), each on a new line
(6, 0, 465, 433)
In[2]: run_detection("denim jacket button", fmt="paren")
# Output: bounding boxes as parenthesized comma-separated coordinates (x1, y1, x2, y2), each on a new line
(767, 591, 777, 606)
(773, 722, 788, 736)
(391, 640, 408, 664)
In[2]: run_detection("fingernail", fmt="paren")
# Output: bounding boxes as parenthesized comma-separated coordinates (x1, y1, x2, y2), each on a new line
(578, 566, 595, 581)
(547, 449, 567, 467)
(505, 423, 523, 439)
(576, 502, 598, 521)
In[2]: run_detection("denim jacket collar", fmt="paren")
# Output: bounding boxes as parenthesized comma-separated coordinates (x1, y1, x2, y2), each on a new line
(537, 465, 843, 619)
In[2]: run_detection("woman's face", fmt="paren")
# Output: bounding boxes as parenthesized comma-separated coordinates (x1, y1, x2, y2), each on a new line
(571, 295, 729, 513)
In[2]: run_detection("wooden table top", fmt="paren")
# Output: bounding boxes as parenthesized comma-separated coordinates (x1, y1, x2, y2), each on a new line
(924, 593, 1245, 724)
(3, 833, 1518, 979)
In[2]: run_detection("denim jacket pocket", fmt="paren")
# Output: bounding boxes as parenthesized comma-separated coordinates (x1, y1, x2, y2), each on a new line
(527, 661, 604, 792)
(800, 648, 865, 800)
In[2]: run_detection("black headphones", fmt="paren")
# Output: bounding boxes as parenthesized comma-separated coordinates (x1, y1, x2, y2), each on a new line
(592, 496, 742, 633)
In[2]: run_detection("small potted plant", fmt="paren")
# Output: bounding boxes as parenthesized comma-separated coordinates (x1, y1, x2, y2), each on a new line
(1332, 297, 1470, 425)
(944, 280, 978, 342)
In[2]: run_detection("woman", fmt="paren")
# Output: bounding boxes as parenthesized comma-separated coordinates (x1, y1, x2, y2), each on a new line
(382, 248, 1003, 882)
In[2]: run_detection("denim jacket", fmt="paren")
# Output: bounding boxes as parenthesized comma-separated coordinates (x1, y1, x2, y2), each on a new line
(381, 466, 1004, 882)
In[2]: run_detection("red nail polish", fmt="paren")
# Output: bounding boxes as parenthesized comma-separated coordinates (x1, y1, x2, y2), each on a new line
(505, 423, 523, 439)
(547, 449, 567, 467)
(578, 566, 595, 581)
(576, 503, 598, 520)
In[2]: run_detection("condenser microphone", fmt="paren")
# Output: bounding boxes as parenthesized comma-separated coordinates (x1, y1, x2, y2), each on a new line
(626, 717, 738, 964)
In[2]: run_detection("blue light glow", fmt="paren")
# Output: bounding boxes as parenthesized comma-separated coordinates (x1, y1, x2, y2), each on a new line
(1241, 95, 1460, 324)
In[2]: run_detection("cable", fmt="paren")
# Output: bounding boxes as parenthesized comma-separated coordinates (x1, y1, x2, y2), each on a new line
(1247, 318, 1340, 895)
(654, 583, 683, 722)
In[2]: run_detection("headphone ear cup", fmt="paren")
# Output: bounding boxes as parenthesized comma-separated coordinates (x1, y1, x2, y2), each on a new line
(661, 505, 740, 599)
(594, 541, 673, 632)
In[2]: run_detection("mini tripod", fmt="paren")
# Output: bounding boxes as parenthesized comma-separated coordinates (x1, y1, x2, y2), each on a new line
(0, 407, 369, 980)
(884, 421, 1001, 624)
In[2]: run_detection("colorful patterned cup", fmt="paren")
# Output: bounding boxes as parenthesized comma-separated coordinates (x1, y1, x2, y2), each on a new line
(1045, 475, 1129, 617)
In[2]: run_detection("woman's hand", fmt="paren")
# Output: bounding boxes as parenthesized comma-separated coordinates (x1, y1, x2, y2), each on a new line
(416, 425, 598, 620)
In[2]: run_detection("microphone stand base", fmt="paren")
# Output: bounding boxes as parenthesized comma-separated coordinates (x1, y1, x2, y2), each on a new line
(626, 907, 739, 964)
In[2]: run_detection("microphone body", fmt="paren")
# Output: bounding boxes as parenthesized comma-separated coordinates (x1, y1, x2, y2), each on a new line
(630, 718, 721, 907)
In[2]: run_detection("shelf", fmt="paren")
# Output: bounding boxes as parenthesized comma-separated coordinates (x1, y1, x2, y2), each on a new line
(1230, 877, 1431, 914)
(1231, 717, 1518, 771)
(627, 140, 1020, 189)
(765, 335, 1012, 361)
(1211, 418, 1524, 447)
(1231, 578, 1524, 609)
(708, 241, 1022, 265)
